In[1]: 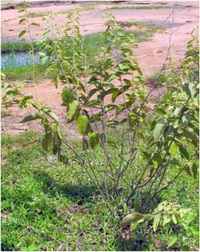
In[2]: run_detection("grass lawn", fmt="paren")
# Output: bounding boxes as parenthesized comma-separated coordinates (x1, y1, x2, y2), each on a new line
(1, 131, 199, 251)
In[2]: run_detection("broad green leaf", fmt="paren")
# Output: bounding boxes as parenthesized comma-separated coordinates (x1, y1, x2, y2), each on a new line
(21, 244, 38, 251)
(179, 146, 189, 160)
(188, 226, 199, 236)
(163, 215, 171, 226)
(167, 234, 178, 247)
(19, 18, 26, 24)
(186, 214, 196, 224)
(31, 22, 40, 27)
(120, 212, 144, 229)
(19, 30, 27, 38)
(153, 123, 164, 139)
(153, 214, 161, 232)
(67, 100, 79, 120)
(191, 163, 198, 179)
(112, 90, 121, 103)
(77, 115, 89, 136)
(61, 87, 74, 106)
(89, 132, 99, 149)
(172, 214, 177, 224)
(169, 142, 178, 155)
(21, 113, 42, 123)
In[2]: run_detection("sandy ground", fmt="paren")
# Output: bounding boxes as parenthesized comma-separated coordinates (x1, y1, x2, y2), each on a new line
(1, 1, 199, 135)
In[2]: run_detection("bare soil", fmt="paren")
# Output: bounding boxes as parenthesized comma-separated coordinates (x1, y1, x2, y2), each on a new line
(1, 1, 199, 135)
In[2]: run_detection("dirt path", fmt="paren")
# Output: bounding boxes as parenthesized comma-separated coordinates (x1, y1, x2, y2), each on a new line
(1, 1, 199, 135)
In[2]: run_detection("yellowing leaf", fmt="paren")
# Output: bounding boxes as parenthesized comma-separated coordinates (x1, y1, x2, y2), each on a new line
(89, 132, 99, 149)
(77, 115, 89, 136)
(153, 214, 161, 232)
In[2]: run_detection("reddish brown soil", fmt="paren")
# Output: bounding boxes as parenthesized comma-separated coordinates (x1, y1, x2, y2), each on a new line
(1, 1, 199, 135)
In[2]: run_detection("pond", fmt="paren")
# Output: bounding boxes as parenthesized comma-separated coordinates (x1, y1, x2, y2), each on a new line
(1, 52, 40, 70)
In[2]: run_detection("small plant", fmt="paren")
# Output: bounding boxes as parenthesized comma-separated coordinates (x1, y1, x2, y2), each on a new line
(2, 8, 199, 250)
(120, 200, 199, 250)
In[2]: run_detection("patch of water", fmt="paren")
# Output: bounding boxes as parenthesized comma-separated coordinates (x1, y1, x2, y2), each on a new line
(1, 52, 40, 69)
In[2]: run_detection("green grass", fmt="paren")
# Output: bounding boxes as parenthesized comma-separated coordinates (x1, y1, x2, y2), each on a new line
(2, 29, 154, 81)
(1, 130, 199, 251)
(1, 132, 118, 251)
(25, 12, 49, 18)
(3, 63, 47, 81)
(129, 21, 164, 32)
(108, 5, 173, 10)
(1, 41, 32, 54)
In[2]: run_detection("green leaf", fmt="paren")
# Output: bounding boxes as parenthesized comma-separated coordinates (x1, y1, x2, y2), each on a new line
(31, 22, 40, 27)
(153, 214, 161, 232)
(19, 18, 26, 24)
(120, 212, 144, 229)
(112, 90, 121, 103)
(77, 115, 89, 136)
(168, 234, 178, 247)
(89, 132, 99, 149)
(169, 142, 178, 155)
(191, 163, 198, 179)
(157, 201, 167, 211)
(67, 100, 79, 120)
(61, 87, 74, 106)
(153, 123, 164, 139)
(188, 226, 199, 236)
(18, 8, 25, 13)
(19, 30, 27, 38)
(179, 146, 189, 160)
(21, 113, 42, 123)
(186, 214, 196, 224)
(21, 244, 38, 251)
(163, 215, 171, 226)
(172, 214, 177, 224)
(130, 221, 140, 231)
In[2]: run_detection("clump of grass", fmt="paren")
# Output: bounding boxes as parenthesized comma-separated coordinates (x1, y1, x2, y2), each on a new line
(108, 5, 173, 10)
(3, 63, 47, 81)
(117, 20, 164, 33)
(25, 12, 49, 18)
(130, 21, 164, 32)
(1, 40, 32, 54)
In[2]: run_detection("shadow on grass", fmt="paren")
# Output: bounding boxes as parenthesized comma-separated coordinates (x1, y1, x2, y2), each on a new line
(33, 170, 99, 204)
